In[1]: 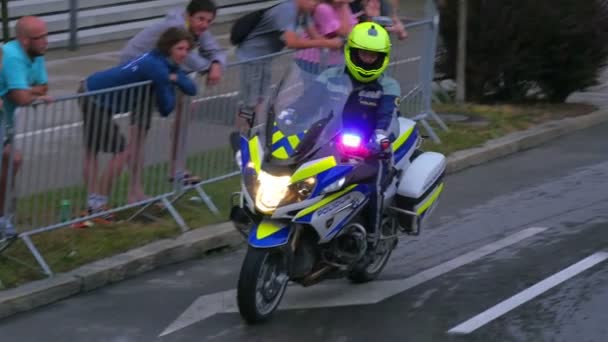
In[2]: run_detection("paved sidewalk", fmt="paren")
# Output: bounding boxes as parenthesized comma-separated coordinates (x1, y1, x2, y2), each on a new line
(568, 67, 608, 109)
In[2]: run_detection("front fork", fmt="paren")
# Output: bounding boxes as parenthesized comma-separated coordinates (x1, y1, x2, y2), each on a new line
(229, 191, 312, 280)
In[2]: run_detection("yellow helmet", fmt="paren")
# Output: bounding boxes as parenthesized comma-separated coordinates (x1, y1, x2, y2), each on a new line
(344, 22, 391, 83)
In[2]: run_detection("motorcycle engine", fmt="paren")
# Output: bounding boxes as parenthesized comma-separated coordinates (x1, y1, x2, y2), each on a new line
(328, 223, 368, 267)
(291, 237, 316, 278)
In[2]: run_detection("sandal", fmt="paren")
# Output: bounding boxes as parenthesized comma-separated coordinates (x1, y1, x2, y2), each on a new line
(72, 206, 116, 228)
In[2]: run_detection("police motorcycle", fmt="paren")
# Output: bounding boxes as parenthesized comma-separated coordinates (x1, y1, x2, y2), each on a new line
(230, 61, 446, 324)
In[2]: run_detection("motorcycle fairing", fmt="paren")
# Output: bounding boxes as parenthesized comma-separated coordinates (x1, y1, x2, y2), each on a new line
(393, 124, 418, 163)
(248, 220, 291, 248)
(240, 135, 264, 174)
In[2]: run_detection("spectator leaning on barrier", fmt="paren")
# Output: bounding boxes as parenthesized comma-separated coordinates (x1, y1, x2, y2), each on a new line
(120, 0, 226, 186)
(231, 0, 344, 143)
(351, 0, 408, 40)
(294, 0, 358, 78)
(78, 27, 198, 223)
(0, 44, 8, 240)
(121, 0, 226, 79)
(0, 16, 52, 238)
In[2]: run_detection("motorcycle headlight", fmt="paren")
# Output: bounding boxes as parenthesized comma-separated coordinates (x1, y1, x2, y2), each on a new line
(255, 171, 291, 213)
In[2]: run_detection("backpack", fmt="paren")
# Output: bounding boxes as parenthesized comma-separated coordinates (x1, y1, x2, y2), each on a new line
(229, 3, 280, 46)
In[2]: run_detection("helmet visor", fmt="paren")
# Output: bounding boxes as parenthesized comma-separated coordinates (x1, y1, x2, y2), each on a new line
(350, 48, 386, 72)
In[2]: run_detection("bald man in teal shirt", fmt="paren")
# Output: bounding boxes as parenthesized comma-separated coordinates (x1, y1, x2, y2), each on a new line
(0, 16, 52, 239)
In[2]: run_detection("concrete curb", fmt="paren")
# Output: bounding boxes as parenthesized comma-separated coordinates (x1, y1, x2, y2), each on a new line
(1, 109, 606, 319)
(445, 109, 608, 174)
(0, 223, 243, 319)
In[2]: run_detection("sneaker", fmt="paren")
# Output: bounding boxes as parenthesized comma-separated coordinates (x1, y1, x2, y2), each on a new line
(72, 220, 94, 229)
(73, 206, 115, 227)
(2, 220, 17, 240)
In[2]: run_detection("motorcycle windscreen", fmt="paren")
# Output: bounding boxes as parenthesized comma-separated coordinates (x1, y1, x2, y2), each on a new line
(248, 220, 291, 248)
(264, 64, 353, 163)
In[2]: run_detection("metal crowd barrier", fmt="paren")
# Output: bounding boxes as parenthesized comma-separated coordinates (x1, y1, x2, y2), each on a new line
(0, 0, 446, 276)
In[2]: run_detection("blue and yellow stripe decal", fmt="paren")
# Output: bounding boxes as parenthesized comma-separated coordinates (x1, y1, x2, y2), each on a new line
(248, 136, 262, 173)
(417, 182, 444, 217)
(240, 135, 250, 170)
(248, 220, 291, 248)
(291, 156, 337, 184)
(393, 126, 418, 163)
(271, 123, 306, 160)
(323, 183, 370, 238)
(311, 165, 354, 197)
(294, 184, 358, 223)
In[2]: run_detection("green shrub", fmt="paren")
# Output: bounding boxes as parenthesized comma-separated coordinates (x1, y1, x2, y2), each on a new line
(437, 0, 608, 102)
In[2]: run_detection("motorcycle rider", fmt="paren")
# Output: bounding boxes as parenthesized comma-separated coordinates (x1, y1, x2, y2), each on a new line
(341, 21, 400, 256)
(288, 21, 400, 255)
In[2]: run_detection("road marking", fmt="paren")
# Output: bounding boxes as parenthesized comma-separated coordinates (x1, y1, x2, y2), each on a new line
(159, 227, 547, 337)
(447, 251, 608, 335)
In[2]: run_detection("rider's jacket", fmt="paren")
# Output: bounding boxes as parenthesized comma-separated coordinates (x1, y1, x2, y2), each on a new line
(316, 66, 401, 141)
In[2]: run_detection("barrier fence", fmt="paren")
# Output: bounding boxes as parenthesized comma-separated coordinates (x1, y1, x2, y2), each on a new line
(0, 0, 447, 276)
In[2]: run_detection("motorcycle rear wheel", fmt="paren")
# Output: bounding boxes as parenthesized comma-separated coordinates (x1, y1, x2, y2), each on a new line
(237, 247, 289, 324)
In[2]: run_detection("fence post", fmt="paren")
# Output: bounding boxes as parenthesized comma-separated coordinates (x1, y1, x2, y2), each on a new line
(68, 0, 78, 50)
(422, 0, 449, 136)
(1, 0, 9, 42)
(456, 0, 467, 102)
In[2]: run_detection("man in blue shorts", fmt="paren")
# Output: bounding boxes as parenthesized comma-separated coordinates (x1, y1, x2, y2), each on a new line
(0, 16, 52, 238)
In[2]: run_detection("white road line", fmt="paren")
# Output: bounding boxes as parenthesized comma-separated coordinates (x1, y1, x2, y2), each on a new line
(447, 251, 608, 335)
(159, 227, 548, 337)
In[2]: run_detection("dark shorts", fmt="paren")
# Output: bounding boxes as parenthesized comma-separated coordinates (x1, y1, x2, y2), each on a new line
(78, 84, 126, 154)
(129, 92, 155, 131)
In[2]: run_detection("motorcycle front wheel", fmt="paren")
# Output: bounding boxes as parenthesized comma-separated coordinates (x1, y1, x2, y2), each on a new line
(237, 247, 289, 324)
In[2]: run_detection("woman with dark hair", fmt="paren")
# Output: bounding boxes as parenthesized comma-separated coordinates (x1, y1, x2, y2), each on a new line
(77, 27, 197, 223)
(352, 0, 407, 40)
(294, 0, 358, 78)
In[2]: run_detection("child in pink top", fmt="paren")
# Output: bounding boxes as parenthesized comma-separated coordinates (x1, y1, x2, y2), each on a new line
(295, 0, 358, 75)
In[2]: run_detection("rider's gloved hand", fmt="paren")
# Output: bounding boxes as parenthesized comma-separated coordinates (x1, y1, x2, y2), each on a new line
(278, 109, 296, 125)
(374, 129, 391, 151)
